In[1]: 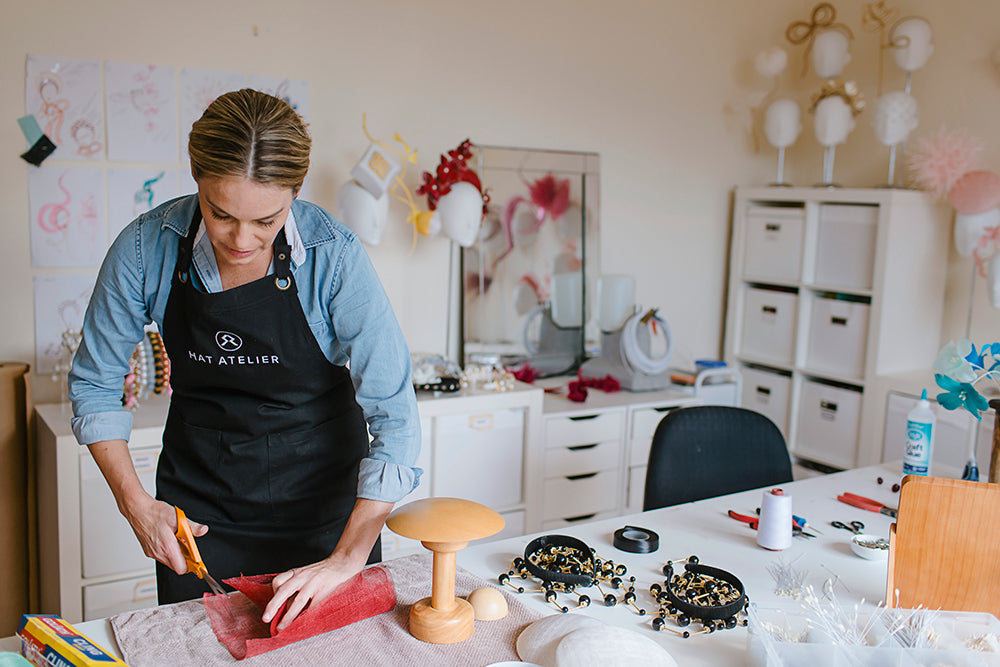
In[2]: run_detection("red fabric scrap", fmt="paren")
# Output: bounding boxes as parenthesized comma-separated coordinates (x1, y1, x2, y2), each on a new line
(566, 371, 621, 402)
(511, 364, 537, 384)
(205, 566, 396, 660)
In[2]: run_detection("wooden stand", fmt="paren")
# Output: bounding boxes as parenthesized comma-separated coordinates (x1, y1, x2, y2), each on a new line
(989, 400, 1000, 483)
(386, 497, 505, 644)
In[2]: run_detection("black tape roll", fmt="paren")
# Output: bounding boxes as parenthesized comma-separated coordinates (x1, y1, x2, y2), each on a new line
(613, 525, 660, 553)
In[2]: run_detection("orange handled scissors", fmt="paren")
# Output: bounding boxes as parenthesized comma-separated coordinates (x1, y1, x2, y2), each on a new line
(175, 506, 226, 595)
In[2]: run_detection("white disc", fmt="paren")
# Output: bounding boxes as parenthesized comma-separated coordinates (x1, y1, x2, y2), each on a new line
(516, 614, 604, 666)
(554, 626, 678, 667)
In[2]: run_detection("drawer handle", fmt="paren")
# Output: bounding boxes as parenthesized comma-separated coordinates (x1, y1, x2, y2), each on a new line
(565, 472, 598, 481)
(830, 316, 848, 326)
(756, 386, 771, 396)
(568, 414, 599, 422)
(762, 305, 777, 315)
(764, 223, 781, 232)
(567, 443, 598, 451)
(562, 513, 597, 523)
(654, 406, 672, 413)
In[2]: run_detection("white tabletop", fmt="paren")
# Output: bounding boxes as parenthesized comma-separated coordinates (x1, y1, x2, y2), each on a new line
(8, 461, 927, 665)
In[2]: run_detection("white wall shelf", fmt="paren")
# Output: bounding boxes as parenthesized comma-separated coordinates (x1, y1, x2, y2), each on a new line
(724, 186, 950, 469)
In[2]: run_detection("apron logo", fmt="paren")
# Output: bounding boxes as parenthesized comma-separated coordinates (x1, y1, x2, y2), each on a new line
(216, 331, 243, 351)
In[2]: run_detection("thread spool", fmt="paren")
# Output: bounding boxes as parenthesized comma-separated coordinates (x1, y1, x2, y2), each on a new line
(756, 488, 792, 551)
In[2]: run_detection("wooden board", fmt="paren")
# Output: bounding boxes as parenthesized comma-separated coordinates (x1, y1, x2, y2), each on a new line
(887, 475, 1000, 616)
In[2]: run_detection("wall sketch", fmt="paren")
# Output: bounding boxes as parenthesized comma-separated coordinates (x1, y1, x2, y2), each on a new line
(105, 62, 178, 162)
(25, 55, 103, 160)
(29, 167, 106, 268)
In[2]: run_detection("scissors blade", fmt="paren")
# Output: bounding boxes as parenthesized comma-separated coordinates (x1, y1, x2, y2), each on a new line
(203, 569, 227, 596)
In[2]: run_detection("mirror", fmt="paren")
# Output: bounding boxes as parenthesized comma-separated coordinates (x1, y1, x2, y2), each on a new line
(461, 146, 600, 376)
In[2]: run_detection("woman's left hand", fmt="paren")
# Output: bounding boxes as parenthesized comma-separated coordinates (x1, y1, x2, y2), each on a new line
(263, 554, 361, 631)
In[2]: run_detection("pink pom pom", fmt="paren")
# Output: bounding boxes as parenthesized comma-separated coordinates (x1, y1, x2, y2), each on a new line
(949, 170, 1000, 214)
(907, 127, 984, 198)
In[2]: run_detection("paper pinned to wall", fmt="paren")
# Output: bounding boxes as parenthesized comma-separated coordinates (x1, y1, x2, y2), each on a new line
(247, 75, 310, 121)
(25, 55, 103, 160)
(105, 62, 178, 163)
(107, 169, 179, 241)
(179, 68, 246, 156)
(33, 274, 96, 376)
(29, 166, 106, 268)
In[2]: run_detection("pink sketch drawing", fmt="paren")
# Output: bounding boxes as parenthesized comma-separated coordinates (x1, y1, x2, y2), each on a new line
(71, 119, 102, 157)
(38, 173, 71, 233)
(37, 73, 70, 144)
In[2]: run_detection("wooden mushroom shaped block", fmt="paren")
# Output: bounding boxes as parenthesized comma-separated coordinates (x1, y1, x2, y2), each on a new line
(386, 497, 505, 644)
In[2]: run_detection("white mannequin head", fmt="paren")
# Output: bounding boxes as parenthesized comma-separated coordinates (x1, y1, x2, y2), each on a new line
(891, 17, 933, 72)
(437, 181, 483, 247)
(764, 98, 803, 149)
(336, 180, 389, 246)
(872, 92, 919, 147)
(812, 29, 852, 78)
(813, 95, 855, 146)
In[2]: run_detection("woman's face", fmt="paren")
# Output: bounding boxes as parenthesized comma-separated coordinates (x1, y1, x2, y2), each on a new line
(196, 176, 294, 270)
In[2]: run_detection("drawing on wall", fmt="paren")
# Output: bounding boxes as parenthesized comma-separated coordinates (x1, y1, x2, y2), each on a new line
(247, 75, 310, 120)
(105, 62, 178, 162)
(29, 167, 106, 268)
(25, 55, 103, 160)
(180, 68, 246, 152)
(107, 169, 178, 240)
(33, 273, 96, 376)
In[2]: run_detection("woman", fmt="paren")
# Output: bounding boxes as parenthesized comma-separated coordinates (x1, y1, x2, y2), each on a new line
(68, 89, 420, 629)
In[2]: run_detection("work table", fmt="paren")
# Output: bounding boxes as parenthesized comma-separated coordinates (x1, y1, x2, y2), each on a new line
(9, 461, 929, 665)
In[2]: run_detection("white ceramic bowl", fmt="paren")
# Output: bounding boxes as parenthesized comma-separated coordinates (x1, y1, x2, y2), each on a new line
(851, 533, 890, 561)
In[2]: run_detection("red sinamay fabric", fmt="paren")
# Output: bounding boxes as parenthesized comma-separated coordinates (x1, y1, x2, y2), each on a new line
(204, 566, 396, 660)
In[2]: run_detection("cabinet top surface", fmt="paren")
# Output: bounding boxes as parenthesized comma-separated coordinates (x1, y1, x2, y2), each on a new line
(536, 376, 699, 415)
(735, 185, 936, 205)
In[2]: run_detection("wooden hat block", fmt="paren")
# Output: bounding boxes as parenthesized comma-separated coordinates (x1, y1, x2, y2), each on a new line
(886, 475, 1000, 617)
(386, 497, 505, 644)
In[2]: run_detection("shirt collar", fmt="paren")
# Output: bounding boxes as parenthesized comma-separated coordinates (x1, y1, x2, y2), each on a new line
(191, 207, 306, 292)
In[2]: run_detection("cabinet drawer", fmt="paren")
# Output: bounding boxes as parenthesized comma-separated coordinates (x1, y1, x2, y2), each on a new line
(795, 379, 862, 469)
(740, 366, 791, 439)
(433, 408, 524, 510)
(744, 207, 804, 282)
(806, 296, 869, 379)
(545, 412, 623, 449)
(80, 448, 159, 578)
(630, 406, 673, 441)
(542, 510, 618, 532)
(83, 575, 157, 621)
(741, 287, 797, 365)
(472, 510, 525, 545)
(544, 441, 620, 478)
(542, 471, 618, 520)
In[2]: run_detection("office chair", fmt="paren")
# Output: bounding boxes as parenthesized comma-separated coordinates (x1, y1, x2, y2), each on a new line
(887, 475, 1000, 617)
(643, 405, 793, 511)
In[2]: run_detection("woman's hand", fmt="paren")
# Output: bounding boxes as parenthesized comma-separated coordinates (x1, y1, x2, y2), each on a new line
(263, 555, 360, 631)
(122, 494, 209, 575)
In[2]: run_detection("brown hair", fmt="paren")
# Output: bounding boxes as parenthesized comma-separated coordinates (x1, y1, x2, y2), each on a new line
(188, 88, 310, 191)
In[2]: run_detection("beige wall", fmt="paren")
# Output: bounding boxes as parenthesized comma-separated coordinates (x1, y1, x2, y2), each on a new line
(2, 0, 998, 405)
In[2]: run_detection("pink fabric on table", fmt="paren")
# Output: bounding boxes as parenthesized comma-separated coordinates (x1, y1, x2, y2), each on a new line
(205, 566, 395, 660)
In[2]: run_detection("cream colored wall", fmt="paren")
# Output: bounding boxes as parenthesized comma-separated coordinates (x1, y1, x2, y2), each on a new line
(2, 0, 998, 405)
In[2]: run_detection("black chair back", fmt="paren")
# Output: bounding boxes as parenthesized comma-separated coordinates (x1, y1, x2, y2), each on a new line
(643, 405, 793, 511)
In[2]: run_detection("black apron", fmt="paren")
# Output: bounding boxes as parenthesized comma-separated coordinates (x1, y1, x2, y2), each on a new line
(155, 207, 377, 604)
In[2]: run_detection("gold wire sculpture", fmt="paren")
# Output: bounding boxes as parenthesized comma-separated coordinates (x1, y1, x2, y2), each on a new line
(786, 2, 854, 76)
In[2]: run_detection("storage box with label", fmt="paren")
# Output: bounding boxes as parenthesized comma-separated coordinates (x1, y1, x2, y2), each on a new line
(740, 366, 791, 438)
(740, 287, 798, 365)
(743, 206, 805, 283)
(795, 378, 862, 468)
(805, 294, 870, 379)
(814, 204, 878, 290)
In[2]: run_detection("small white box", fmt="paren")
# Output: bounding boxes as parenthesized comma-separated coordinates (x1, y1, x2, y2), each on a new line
(743, 207, 805, 282)
(433, 408, 524, 509)
(740, 287, 798, 365)
(795, 379, 862, 468)
(814, 204, 878, 289)
(740, 366, 791, 438)
(806, 296, 870, 378)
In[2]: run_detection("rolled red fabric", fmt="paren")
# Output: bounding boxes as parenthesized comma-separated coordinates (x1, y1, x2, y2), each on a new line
(205, 565, 396, 660)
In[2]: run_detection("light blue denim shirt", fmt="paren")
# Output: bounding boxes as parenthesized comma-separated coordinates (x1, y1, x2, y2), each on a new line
(69, 194, 421, 503)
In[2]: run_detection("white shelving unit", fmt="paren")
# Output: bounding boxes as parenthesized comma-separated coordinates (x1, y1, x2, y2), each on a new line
(724, 186, 949, 469)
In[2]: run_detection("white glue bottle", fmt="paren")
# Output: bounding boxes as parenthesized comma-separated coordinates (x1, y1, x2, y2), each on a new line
(902, 389, 935, 476)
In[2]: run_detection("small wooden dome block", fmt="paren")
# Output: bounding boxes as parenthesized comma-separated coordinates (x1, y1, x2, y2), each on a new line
(387, 498, 505, 644)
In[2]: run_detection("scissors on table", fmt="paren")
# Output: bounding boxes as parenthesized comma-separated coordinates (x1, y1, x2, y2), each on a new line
(830, 519, 865, 535)
(175, 506, 226, 595)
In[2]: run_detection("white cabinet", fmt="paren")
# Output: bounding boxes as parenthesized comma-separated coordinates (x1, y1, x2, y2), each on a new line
(539, 383, 699, 522)
(36, 382, 544, 622)
(724, 187, 949, 469)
